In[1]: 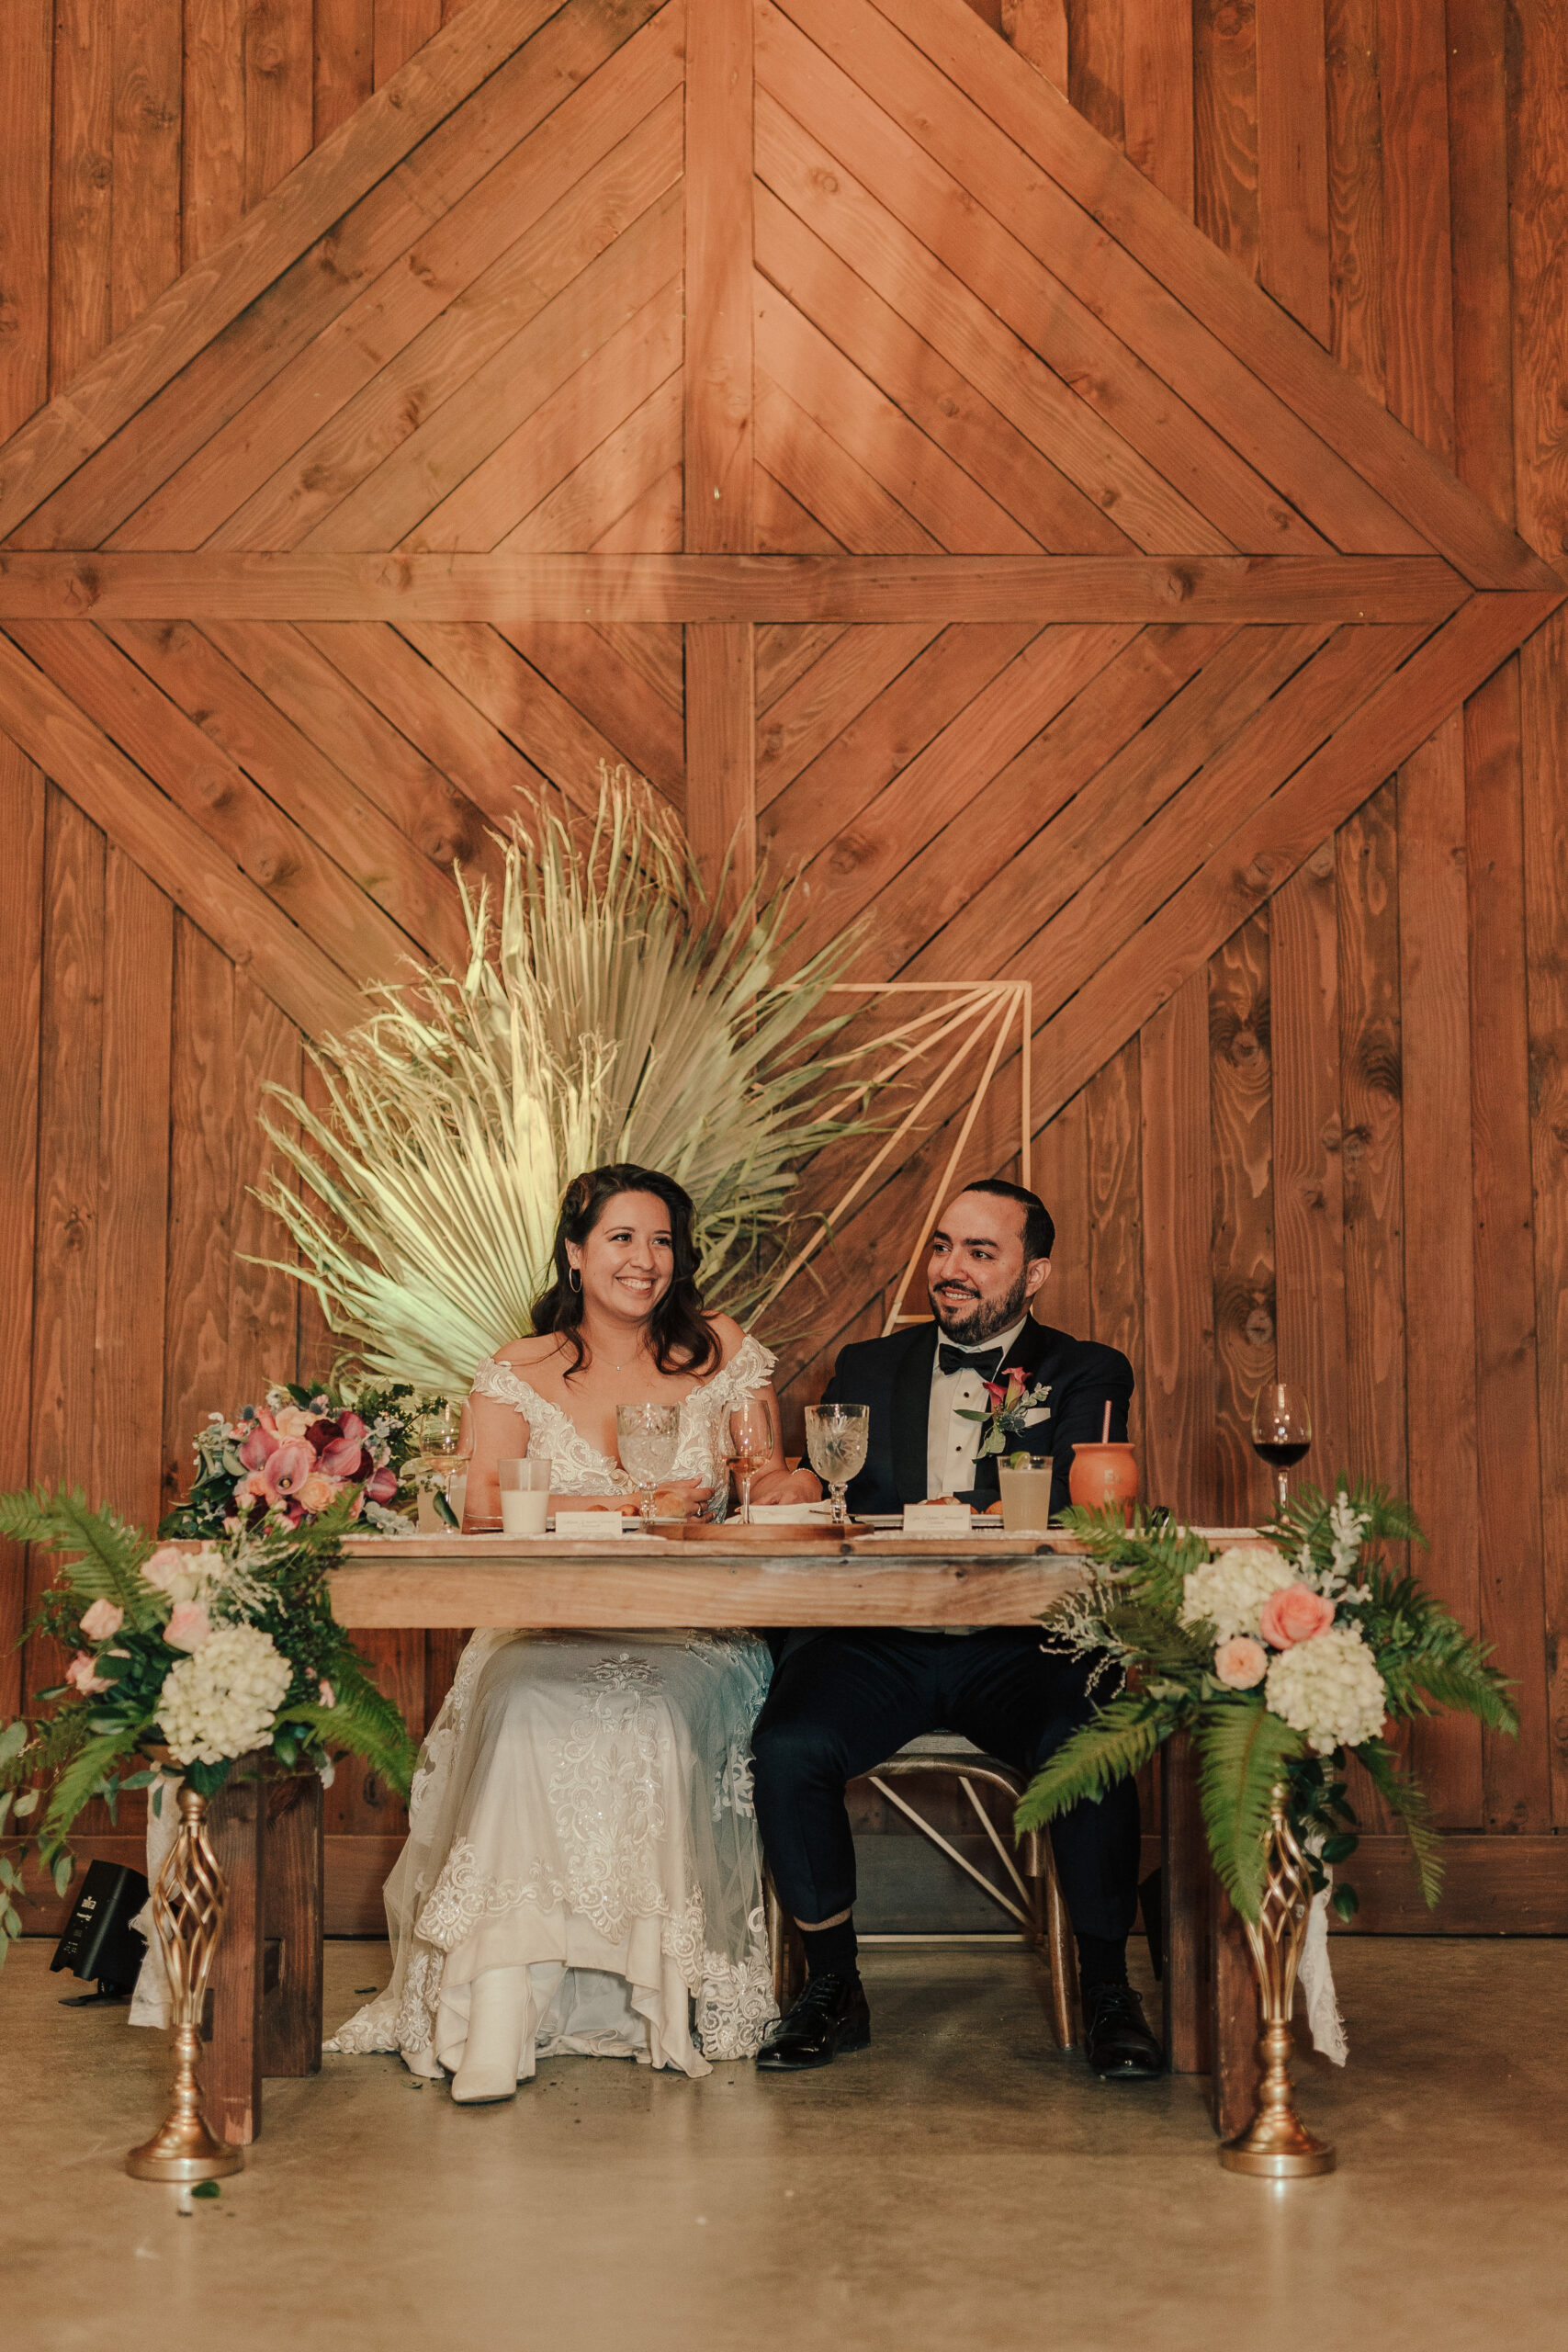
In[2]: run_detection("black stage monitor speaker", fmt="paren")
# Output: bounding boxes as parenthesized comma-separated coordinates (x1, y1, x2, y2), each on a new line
(50, 1859, 150, 2005)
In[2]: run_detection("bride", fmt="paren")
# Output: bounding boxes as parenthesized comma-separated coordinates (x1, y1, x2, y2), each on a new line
(330, 1163, 819, 2101)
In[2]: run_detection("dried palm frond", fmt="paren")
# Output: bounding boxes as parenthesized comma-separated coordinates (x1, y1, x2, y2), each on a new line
(252, 775, 882, 1392)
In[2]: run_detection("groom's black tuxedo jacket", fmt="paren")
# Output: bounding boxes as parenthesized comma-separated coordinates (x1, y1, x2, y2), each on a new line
(820, 1314, 1134, 1524)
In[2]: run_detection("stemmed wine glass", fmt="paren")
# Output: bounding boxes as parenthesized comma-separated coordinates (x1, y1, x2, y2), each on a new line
(615, 1402, 682, 1534)
(804, 1403, 870, 1529)
(414, 1402, 472, 1531)
(1250, 1381, 1313, 1521)
(725, 1398, 775, 1527)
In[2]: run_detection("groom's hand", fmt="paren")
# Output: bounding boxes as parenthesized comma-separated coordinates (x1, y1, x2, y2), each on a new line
(752, 1466, 824, 1507)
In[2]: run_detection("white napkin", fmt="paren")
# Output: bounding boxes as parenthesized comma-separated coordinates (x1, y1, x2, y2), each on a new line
(741, 1503, 833, 1524)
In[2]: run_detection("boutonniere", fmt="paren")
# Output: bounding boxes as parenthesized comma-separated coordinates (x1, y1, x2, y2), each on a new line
(957, 1367, 1053, 1460)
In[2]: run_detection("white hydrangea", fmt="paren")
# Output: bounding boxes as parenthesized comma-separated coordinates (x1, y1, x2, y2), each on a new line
(158, 1624, 293, 1766)
(1179, 1544, 1297, 1643)
(1265, 1625, 1387, 1756)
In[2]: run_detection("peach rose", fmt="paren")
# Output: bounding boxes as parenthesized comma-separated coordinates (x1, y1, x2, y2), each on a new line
(164, 1600, 213, 1652)
(79, 1599, 123, 1642)
(64, 1651, 110, 1695)
(297, 1472, 340, 1514)
(141, 1544, 188, 1593)
(1213, 1634, 1269, 1690)
(1259, 1585, 1337, 1650)
(318, 1679, 335, 1708)
(273, 1405, 315, 1443)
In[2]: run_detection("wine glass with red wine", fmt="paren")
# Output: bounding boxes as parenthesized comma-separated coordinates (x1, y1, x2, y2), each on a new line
(1250, 1381, 1312, 1521)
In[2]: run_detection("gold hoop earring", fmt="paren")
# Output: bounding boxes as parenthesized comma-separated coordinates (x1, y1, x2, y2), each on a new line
(568, 1266, 581, 1293)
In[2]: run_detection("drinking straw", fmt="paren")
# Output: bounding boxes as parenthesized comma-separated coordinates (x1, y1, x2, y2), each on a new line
(1100, 1400, 1111, 1444)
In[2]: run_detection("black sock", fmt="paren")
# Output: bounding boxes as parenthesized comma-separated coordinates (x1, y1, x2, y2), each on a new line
(1076, 1932, 1129, 1993)
(799, 1917, 858, 1983)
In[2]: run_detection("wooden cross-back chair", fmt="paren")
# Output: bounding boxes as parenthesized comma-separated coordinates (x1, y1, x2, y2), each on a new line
(764, 1734, 1082, 2051)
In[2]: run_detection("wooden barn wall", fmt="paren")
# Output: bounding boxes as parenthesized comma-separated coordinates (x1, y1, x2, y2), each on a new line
(0, 0, 1565, 1934)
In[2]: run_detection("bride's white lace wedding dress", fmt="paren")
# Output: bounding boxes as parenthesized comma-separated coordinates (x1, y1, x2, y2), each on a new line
(328, 1334, 778, 2082)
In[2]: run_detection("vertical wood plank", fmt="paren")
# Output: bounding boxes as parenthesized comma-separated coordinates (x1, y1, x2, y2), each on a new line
(685, 0, 752, 550)
(1032, 1091, 1089, 1340)
(0, 0, 52, 435)
(91, 849, 173, 1536)
(375, 0, 443, 85)
(1001, 0, 1068, 92)
(1255, 0, 1332, 345)
(1508, 0, 1568, 565)
(315, 0, 375, 141)
(1518, 614, 1568, 1828)
(1208, 912, 1275, 1528)
(1140, 969, 1218, 1525)
(1160, 1731, 1213, 2075)
(1192, 0, 1259, 277)
(1086, 1038, 1144, 1457)
(685, 622, 755, 907)
(111, 0, 184, 334)
(1445, 0, 1514, 520)
(1337, 778, 1405, 1492)
(199, 1770, 265, 2144)
(1271, 842, 1349, 1487)
(1323, 0, 1386, 399)
(1465, 660, 1549, 1831)
(244, 0, 315, 209)
(162, 919, 235, 1521)
(1122, 0, 1194, 214)
(294, 1052, 338, 1387)
(1377, 0, 1456, 462)
(26, 789, 105, 1708)
(228, 977, 303, 1408)
(1398, 711, 1481, 1825)
(50, 0, 115, 390)
(0, 743, 46, 1722)
(1066, 0, 1125, 149)
(183, 0, 247, 268)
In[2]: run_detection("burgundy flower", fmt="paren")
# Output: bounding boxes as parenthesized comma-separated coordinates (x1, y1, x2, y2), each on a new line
(318, 1432, 367, 1479)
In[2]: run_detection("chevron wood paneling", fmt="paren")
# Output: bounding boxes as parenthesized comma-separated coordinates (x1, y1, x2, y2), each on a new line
(2, 0, 1566, 1923)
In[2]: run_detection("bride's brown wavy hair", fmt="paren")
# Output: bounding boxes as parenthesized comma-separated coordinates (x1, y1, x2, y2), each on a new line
(532, 1163, 720, 1380)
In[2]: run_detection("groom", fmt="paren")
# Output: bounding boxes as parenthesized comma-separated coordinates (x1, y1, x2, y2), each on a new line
(751, 1177, 1160, 2080)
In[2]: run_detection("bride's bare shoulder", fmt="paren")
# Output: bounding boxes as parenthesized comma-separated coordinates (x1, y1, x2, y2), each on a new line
(705, 1313, 747, 1368)
(489, 1333, 565, 1374)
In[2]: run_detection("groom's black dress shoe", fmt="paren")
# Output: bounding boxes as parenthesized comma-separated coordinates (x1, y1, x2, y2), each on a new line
(1083, 1982, 1163, 2079)
(755, 1973, 871, 2071)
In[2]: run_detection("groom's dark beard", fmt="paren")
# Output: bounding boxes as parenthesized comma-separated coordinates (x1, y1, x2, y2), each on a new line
(928, 1270, 1030, 1347)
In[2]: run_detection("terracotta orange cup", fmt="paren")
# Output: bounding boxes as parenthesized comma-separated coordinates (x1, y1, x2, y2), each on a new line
(1068, 1441, 1139, 1522)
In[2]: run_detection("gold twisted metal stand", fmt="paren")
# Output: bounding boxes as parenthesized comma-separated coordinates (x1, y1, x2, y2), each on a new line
(125, 1783, 243, 2182)
(1220, 1786, 1336, 2178)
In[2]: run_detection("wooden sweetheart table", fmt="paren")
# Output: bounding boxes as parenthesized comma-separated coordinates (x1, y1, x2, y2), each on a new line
(197, 1531, 1258, 2145)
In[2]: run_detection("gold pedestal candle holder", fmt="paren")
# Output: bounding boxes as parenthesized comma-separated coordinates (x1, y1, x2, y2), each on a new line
(1220, 1787, 1336, 2179)
(126, 1782, 243, 2183)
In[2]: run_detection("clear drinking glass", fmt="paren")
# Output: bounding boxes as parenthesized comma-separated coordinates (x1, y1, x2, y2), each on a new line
(413, 1402, 472, 1532)
(615, 1403, 682, 1533)
(1250, 1381, 1313, 1519)
(804, 1403, 869, 1528)
(725, 1398, 775, 1526)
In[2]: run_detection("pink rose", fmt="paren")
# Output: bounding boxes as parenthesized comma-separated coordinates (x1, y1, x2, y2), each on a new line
(262, 1440, 315, 1503)
(142, 1544, 188, 1593)
(1213, 1634, 1269, 1690)
(1259, 1586, 1337, 1650)
(365, 1464, 398, 1503)
(297, 1471, 340, 1514)
(64, 1651, 110, 1695)
(239, 1422, 277, 1470)
(79, 1599, 123, 1642)
(164, 1600, 213, 1651)
(318, 1679, 336, 1708)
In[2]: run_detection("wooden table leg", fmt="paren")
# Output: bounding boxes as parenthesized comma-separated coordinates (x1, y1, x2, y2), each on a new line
(263, 1774, 323, 2078)
(1210, 1881, 1264, 2139)
(198, 1771, 265, 2147)
(1160, 1732, 1213, 2075)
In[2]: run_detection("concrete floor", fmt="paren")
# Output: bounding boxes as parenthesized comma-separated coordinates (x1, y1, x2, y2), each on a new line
(2, 1937, 1563, 2352)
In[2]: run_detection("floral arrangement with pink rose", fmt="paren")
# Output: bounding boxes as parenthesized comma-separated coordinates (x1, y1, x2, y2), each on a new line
(0, 1487, 418, 1957)
(161, 1380, 423, 1543)
(1015, 1481, 1517, 1927)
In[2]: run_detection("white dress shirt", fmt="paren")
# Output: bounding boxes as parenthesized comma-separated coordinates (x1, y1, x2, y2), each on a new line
(925, 1316, 1030, 1499)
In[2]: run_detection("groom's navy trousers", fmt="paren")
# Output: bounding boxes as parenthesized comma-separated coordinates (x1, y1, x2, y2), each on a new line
(750, 1628, 1141, 1942)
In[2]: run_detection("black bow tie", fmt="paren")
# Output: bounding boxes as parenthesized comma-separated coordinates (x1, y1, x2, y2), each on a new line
(938, 1343, 1005, 1381)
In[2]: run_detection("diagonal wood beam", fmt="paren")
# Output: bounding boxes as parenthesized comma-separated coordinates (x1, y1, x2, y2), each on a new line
(0, 551, 1481, 623)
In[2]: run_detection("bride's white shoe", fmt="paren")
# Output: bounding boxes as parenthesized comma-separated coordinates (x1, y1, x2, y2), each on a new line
(450, 1965, 530, 2105)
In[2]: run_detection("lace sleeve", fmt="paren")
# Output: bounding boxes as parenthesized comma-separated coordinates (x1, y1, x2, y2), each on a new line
(716, 1331, 776, 1403)
(469, 1355, 535, 1414)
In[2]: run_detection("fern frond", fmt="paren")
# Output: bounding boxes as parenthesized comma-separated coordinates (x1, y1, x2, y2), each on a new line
(1193, 1701, 1306, 1922)
(1352, 1736, 1442, 1908)
(0, 1488, 162, 1631)
(284, 1659, 418, 1798)
(1014, 1695, 1170, 1833)
(42, 1728, 141, 1845)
